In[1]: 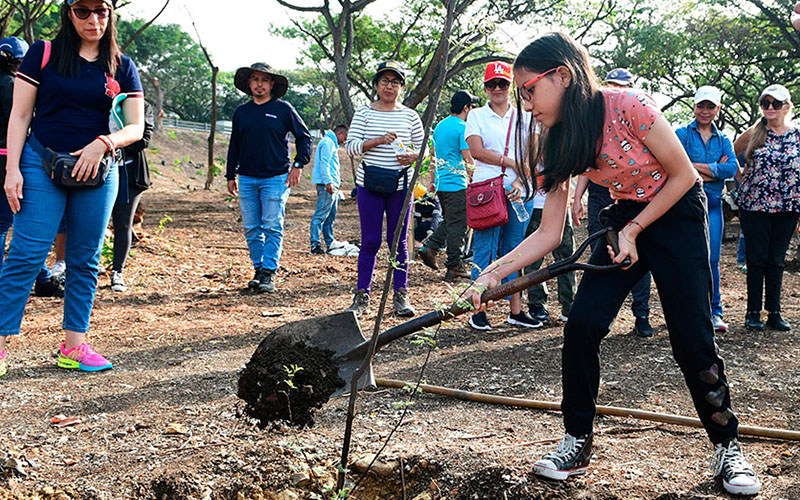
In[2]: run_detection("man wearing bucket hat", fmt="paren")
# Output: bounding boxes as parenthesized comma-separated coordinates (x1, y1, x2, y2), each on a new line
(226, 62, 312, 293)
(676, 86, 738, 333)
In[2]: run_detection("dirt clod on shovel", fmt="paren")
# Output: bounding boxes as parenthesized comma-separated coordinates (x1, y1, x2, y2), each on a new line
(237, 340, 344, 428)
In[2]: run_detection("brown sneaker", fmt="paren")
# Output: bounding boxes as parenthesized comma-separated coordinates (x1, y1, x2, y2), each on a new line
(393, 288, 416, 317)
(444, 262, 471, 280)
(345, 289, 370, 317)
(417, 246, 439, 270)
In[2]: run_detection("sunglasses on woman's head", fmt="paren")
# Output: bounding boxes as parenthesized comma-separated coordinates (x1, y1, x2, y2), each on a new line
(485, 79, 510, 90)
(760, 99, 785, 110)
(71, 7, 110, 20)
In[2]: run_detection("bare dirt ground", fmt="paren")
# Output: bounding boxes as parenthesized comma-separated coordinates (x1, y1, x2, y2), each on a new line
(1, 129, 799, 500)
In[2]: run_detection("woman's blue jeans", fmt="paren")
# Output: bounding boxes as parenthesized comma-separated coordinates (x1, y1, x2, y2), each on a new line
(0, 142, 118, 335)
(471, 199, 534, 295)
(0, 190, 12, 272)
(706, 191, 724, 317)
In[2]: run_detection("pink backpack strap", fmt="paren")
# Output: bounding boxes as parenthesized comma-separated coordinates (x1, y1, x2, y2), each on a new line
(41, 40, 51, 71)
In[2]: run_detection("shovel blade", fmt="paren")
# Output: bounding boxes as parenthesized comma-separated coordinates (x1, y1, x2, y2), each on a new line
(254, 311, 375, 397)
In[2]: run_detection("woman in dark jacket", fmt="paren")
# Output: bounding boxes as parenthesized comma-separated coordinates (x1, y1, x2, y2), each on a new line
(110, 100, 153, 292)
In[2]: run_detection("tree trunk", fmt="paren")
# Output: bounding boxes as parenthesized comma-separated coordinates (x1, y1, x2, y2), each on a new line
(205, 66, 219, 190)
(150, 76, 165, 132)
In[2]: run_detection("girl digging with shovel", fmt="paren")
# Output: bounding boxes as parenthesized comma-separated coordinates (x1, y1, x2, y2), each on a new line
(468, 32, 760, 496)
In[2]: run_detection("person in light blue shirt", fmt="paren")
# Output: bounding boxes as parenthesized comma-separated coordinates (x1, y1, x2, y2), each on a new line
(309, 125, 348, 254)
(675, 86, 738, 332)
(418, 90, 478, 279)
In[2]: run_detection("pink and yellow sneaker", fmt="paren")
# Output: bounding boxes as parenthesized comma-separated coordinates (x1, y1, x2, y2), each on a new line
(57, 342, 112, 372)
(0, 350, 7, 380)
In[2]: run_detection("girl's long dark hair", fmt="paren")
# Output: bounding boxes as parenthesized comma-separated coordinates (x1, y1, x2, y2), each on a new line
(513, 32, 605, 192)
(52, 2, 120, 77)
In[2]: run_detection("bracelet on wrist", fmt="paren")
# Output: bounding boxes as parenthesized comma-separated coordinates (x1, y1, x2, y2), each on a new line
(626, 219, 644, 231)
(96, 135, 114, 153)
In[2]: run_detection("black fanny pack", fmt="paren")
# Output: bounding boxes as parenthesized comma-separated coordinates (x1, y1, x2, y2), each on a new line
(362, 162, 409, 195)
(29, 133, 115, 190)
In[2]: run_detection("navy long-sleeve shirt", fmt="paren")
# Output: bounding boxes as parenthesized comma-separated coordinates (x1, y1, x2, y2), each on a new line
(225, 98, 312, 180)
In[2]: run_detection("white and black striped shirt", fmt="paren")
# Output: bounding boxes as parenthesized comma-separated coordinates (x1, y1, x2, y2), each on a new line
(345, 105, 424, 190)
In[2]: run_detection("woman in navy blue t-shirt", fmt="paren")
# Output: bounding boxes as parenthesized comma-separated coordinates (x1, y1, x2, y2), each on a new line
(0, 0, 144, 378)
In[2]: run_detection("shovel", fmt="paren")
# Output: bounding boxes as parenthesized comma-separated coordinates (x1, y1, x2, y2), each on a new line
(250, 226, 629, 398)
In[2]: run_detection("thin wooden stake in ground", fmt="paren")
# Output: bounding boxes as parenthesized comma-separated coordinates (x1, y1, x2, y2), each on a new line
(336, 0, 458, 492)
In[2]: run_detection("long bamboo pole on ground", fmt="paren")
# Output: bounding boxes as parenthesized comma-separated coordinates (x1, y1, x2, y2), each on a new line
(376, 378, 800, 441)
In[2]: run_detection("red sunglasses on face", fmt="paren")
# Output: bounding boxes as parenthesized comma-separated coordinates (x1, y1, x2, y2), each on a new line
(519, 67, 558, 101)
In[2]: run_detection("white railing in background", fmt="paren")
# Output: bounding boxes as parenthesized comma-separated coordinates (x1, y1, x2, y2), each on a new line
(161, 118, 324, 143)
(162, 117, 233, 135)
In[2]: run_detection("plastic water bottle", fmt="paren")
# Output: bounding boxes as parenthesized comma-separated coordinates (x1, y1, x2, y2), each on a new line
(506, 185, 530, 222)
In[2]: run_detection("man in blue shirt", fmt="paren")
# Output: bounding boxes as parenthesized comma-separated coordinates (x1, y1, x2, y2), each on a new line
(675, 86, 738, 332)
(226, 63, 312, 293)
(309, 124, 348, 254)
(418, 90, 478, 280)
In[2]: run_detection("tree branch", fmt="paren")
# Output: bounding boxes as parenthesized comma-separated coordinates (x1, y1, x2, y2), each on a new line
(275, 0, 325, 12)
(120, 0, 170, 52)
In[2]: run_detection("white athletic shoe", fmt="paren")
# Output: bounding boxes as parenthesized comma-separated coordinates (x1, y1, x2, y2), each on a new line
(711, 438, 761, 495)
(110, 271, 127, 292)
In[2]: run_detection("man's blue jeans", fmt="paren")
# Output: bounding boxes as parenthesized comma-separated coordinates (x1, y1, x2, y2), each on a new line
(0, 141, 118, 335)
(238, 173, 290, 271)
(309, 184, 338, 250)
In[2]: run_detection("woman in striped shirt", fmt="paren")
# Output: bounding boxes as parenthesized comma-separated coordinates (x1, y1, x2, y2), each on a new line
(344, 61, 423, 318)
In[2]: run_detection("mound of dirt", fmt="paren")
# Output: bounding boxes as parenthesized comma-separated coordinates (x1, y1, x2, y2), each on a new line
(148, 471, 203, 500)
(237, 341, 344, 428)
(453, 466, 619, 500)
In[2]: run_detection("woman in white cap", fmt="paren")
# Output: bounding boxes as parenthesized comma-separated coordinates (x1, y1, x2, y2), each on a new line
(733, 84, 800, 332)
(675, 86, 738, 332)
(0, 0, 144, 377)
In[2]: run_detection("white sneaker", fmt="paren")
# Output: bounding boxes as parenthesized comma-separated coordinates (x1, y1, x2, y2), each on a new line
(110, 271, 127, 292)
(712, 314, 728, 332)
(711, 439, 761, 495)
(51, 260, 66, 278)
(559, 313, 570, 322)
(533, 432, 593, 480)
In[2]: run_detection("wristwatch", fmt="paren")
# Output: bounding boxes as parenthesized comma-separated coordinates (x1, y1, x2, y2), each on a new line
(293, 161, 303, 169)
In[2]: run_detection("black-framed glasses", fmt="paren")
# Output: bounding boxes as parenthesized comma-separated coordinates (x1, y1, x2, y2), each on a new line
(71, 7, 110, 20)
(378, 77, 402, 87)
(760, 99, 785, 110)
(485, 79, 510, 90)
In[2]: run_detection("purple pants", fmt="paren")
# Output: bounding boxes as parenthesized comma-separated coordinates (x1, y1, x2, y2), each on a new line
(356, 186, 411, 293)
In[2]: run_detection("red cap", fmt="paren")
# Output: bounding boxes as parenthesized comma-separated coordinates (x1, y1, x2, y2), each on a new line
(484, 61, 512, 83)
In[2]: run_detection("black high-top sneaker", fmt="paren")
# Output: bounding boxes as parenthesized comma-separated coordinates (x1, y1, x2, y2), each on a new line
(711, 438, 761, 495)
(532, 432, 593, 480)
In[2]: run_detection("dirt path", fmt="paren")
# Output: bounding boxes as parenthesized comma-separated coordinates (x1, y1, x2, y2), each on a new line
(1, 132, 799, 499)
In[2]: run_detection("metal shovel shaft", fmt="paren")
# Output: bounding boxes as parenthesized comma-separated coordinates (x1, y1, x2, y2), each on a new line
(338, 266, 553, 362)
(338, 226, 626, 363)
